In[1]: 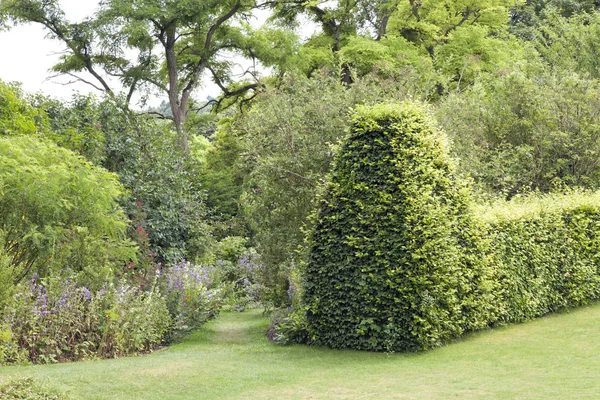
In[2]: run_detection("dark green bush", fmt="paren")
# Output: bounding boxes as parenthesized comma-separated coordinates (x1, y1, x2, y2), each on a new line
(304, 103, 496, 351)
(300, 102, 600, 352)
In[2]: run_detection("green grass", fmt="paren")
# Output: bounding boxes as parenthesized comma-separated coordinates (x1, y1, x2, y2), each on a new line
(2, 304, 600, 399)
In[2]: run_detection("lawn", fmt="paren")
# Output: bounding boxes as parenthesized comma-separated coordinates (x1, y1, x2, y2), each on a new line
(2, 303, 600, 399)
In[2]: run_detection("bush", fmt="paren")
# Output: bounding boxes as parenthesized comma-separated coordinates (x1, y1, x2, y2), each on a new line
(477, 192, 600, 323)
(437, 69, 600, 197)
(160, 261, 222, 337)
(0, 275, 171, 364)
(303, 102, 495, 351)
(295, 103, 600, 352)
(0, 136, 135, 287)
(0, 261, 226, 364)
(0, 377, 68, 400)
(0, 80, 47, 137)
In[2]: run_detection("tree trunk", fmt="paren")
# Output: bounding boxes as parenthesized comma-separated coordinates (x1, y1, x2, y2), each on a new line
(165, 23, 190, 154)
(377, 15, 390, 40)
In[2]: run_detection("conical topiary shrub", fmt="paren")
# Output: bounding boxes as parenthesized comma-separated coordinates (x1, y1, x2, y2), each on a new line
(303, 102, 496, 351)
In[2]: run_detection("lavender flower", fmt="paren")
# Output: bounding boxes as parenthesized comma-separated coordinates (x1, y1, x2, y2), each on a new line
(81, 287, 92, 301)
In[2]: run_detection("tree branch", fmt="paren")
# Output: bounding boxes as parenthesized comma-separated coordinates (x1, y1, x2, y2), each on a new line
(46, 72, 105, 92)
(181, 1, 243, 99)
(142, 111, 174, 120)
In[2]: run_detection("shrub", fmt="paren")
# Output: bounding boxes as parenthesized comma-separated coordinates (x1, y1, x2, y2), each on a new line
(0, 377, 68, 400)
(0, 275, 171, 364)
(437, 69, 600, 197)
(477, 192, 600, 323)
(303, 102, 496, 351)
(0, 80, 47, 137)
(296, 103, 600, 352)
(219, 251, 270, 311)
(0, 136, 135, 287)
(160, 261, 222, 337)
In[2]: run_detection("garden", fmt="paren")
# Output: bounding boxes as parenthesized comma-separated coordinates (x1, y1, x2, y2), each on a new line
(2, 0, 600, 398)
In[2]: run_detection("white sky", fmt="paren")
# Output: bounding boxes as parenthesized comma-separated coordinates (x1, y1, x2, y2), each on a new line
(0, 0, 101, 101)
(0, 0, 316, 106)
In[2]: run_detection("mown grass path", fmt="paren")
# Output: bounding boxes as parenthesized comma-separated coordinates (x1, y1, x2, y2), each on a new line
(2, 304, 600, 399)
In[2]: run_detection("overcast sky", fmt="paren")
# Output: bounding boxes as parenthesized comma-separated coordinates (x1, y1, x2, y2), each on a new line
(0, 0, 100, 100)
(0, 0, 306, 105)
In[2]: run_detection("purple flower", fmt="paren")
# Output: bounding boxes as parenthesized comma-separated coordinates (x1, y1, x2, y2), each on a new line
(81, 287, 92, 301)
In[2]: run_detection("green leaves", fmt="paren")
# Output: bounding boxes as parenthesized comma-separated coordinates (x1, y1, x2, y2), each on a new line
(0, 135, 135, 286)
(301, 101, 600, 352)
(304, 102, 492, 351)
(481, 194, 600, 322)
(438, 68, 600, 196)
(0, 80, 47, 137)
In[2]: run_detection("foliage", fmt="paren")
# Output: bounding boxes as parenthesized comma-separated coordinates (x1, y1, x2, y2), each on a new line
(0, 0, 293, 151)
(237, 73, 426, 306)
(303, 102, 495, 351)
(0, 80, 47, 136)
(434, 26, 530, 91)
(0, 136, 135, 287)
(437, 68, 600, 197)
(476, 191, 600, 322)
(510, 0, 600, 40)
(294, 102, 600, 352)
(267, 305, 310, 345)
(34, 93, 211, 265)
(339, 35, 436, 84)
(390, 0, 519, 50)
(202, 121, 244, 218)
(203, 248, 270, 312)
(33, 94, 106, 165)
(160, 261, 222, 338)
(0, 262, 225, 365)
(0, 377, 68, 400)
(532, 10, 600, 80)
(0, 275, 171, 364)
(130, 124, 210, 263)
(0, 241, 14, 311)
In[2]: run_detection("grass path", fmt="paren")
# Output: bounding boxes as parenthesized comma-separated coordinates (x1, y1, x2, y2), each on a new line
(2, 304, 600, 399)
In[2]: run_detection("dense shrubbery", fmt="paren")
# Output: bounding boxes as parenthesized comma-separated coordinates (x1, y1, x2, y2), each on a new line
(438, 68, 600, 197)
(0, 275, 170, 364)
(301, 103, 495, 351)
(160, 261, 221, 336)
(0, 263, 222, 365)
(479, 192, 600, 322)
(0, 81, 47, 137)
(285, 103, 600, 352)
(0, 136, 135, 288)
(28, 92, 211, 265)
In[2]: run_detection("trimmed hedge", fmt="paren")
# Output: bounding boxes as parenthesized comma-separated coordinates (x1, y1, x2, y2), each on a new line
(302, 102, 600, 352)
(479, 194, 600, 323)
(304, 103, 496, 351)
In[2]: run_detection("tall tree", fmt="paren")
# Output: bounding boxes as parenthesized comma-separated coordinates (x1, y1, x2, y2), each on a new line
(0, 0, 290, 152)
